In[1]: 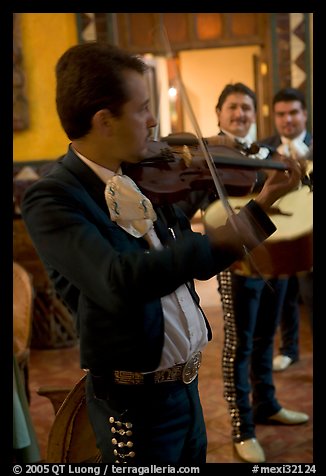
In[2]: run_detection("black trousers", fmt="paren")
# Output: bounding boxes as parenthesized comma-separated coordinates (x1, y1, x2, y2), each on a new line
(86, 373, 207, 464)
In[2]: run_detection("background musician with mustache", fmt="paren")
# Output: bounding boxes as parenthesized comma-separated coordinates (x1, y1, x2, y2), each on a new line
(210, 83, 309, 463)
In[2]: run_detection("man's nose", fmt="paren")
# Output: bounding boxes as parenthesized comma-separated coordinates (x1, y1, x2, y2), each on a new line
(148, 112, 157, 128)
(284, 113, 293, 122)
(234, 106, 244, 117)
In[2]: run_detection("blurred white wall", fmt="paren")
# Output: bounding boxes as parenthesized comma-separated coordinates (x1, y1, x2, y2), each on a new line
(179, 45, 260, 138)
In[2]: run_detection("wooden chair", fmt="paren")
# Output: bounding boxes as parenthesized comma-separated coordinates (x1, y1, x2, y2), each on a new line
(13, 217, 78, 350)
(39, 374, 101, 463)
(13, 261, 34, 403)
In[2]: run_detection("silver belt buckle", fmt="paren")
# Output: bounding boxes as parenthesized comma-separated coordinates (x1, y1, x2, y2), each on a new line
(182, 351, 202, 384)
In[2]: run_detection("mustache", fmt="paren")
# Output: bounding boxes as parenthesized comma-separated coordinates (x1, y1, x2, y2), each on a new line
(231, 119, 247, 124)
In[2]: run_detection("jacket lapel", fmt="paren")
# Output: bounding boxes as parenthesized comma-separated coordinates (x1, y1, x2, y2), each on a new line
(304, 132, 312, 147)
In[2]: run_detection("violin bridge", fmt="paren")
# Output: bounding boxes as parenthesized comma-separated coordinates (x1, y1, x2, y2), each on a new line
(182, 145, 192, 167)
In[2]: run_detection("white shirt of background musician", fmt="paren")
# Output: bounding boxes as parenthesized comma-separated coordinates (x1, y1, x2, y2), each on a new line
(220, 129, 270, 160)
(73, 147, 209, 372)
(277, 130, 309, 159)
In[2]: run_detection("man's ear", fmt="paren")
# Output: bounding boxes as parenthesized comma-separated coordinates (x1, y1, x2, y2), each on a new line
(216, 108, 221, 124)
(92, 109, 113, 135)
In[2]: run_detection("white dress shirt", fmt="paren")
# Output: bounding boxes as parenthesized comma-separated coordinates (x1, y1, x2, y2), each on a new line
(277, 130, 309, 159)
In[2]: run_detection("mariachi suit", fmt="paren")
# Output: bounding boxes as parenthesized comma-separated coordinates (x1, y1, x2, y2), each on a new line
(259, 132, 312, 189)
(218, 131, 313, 443)
(259, 132, 313, 357)
(216, 133, 289, 443)
(258, 131, 312, 153)
(22, 145, 276, 463)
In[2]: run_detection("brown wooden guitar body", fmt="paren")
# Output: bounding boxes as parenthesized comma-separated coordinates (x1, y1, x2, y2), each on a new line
(204, 186, 313, 278)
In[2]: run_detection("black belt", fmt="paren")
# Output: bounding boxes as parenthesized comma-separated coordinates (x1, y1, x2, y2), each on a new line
(90, 351, 202, 392)
(114, 351, 202, 385)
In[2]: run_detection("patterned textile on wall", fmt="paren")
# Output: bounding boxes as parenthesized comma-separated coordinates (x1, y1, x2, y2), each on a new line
(77, 13, 116, 43)
(78, 13, 97, 42)
(275, 13, 309, 93)
(289, 13, 307, 90)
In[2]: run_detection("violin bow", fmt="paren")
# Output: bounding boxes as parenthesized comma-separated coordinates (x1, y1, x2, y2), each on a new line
(157, 27, 276, 283)
(158, 27, 262, 248)
(159, 28, 237, 222)
(152, 79, 161, 142)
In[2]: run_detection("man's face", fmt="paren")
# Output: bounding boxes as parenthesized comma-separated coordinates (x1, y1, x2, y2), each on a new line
(216, 92, 256, 138)
(273, 100, 307, 140)
(112, 70, 157, 163)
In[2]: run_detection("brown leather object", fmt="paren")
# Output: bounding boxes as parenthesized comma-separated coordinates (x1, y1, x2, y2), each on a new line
(45, 375, 101, 463)
(37, 387, 72, 415)
(13, 218, 51, 292)
(13, 262, 33, 360)
(13, 261, 34, 402)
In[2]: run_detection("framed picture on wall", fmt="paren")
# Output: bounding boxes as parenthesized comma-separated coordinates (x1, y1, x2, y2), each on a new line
(13, 13, 30, 131)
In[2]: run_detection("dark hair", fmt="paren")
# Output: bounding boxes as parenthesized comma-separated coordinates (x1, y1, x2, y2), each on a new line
(216, 82, 257, 111)
(55, 42, 147, 140)
(272, 87, 306, 109)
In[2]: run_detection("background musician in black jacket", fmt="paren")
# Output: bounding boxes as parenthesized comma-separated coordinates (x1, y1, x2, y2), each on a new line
(261, 88, 313, 372)
(21, 44, 302, 464)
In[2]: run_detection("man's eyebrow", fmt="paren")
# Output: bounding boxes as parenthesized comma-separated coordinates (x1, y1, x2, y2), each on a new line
(275, 108, 300, 114)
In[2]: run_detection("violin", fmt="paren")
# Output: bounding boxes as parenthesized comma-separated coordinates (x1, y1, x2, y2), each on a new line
(123, 138, 287, 206)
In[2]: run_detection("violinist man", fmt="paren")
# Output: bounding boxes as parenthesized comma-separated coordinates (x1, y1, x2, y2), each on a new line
(212, 83, 309, 463)
(21, 44, 302, 464)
